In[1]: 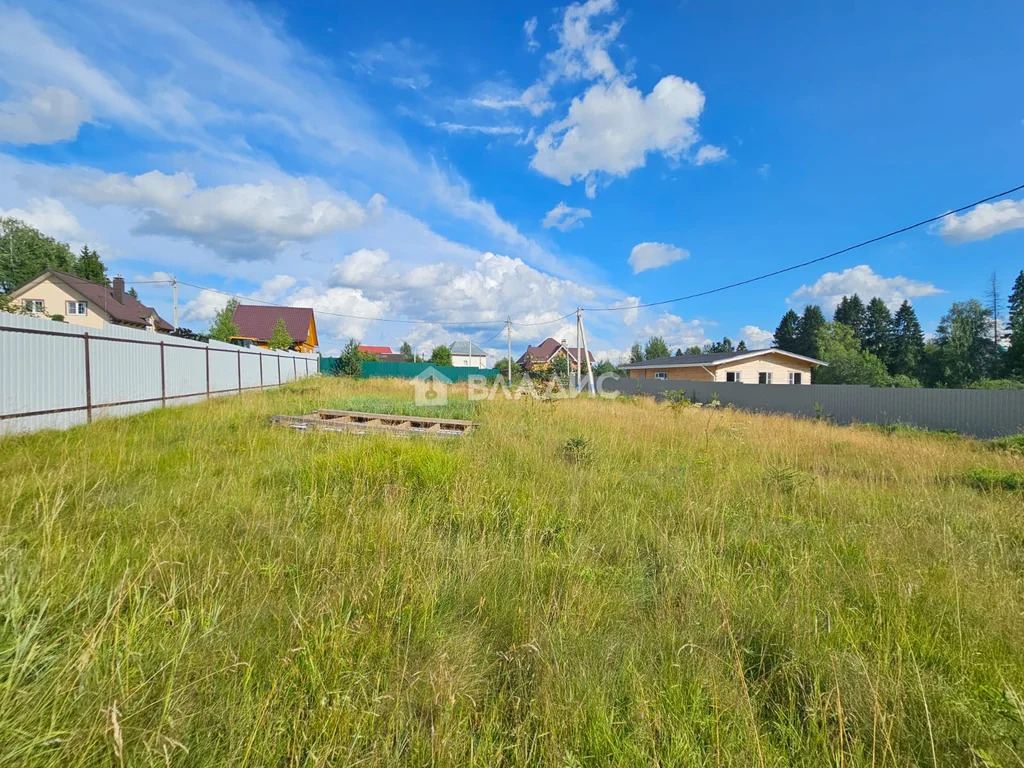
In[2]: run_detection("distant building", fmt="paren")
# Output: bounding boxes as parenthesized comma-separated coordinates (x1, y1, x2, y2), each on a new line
(517, 337, 595, 372)
(7, 270, 172, 332)
(231, 304, 318, 353)
(358, 344, 406, 362)
(448, 340, 488, 368)
(620, 349, 826, 384)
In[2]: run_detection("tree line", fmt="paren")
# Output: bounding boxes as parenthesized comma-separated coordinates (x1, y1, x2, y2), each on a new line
(771, 271, 1024, 388)
(627, 335, 748, 363)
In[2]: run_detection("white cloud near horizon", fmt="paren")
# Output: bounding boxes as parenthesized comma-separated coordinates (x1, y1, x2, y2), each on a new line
(628, 241, 690, 274)
(938, 198, 1024, 243)
(740, 325, 774, 348)
(789, 264, 943, 311)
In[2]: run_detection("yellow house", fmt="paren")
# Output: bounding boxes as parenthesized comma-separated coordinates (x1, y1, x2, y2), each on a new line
(622, 348, 826, 384)
(7, 270, 172, 332)
(231, 304, 318, 353)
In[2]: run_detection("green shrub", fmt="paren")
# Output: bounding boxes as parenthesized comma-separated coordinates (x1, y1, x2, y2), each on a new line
(987, 435, 1024, 456)
(962, 467, 1024, 492)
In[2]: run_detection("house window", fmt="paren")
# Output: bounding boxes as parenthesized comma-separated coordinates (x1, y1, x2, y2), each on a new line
(23, 299, 45, 313)
(758, 371, 772, 384)
(725, 371, 741, 383)
(788, 372, 803, 385)
(654, 372, 668, 380)
(66, 301, 88, 316)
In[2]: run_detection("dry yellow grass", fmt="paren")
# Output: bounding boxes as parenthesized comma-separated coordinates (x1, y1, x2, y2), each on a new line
(1, 375, 1022, 766)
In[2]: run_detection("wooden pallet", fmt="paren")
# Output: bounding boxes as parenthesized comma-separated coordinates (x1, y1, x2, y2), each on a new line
(270, 409, 477, 438)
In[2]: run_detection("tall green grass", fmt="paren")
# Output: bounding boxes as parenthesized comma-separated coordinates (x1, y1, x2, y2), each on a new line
(1, 376, 1023, 766)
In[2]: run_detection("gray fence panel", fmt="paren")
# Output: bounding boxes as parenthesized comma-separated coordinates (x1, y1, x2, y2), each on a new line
(1, 312, 318, 435)
(610, 378, 1024, 439)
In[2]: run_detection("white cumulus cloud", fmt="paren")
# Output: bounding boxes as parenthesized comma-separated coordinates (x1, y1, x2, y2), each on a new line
(938, 198, 1024, 243)
(628, 241, 690, 274)
(0, 196, 83, 240)
(531, 76, 706, 191)
(72, 170, 384, 260)
(524, 17, 539, 51)
(542, 201, 592, 231)
(789, 264, 943, 311)
(740, 325, 774, 348)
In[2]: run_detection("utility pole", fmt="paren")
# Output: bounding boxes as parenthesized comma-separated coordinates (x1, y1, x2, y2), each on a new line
(576, 307, 581, 391)
(506, 316, 512, 386)
(172, 276, 179, 330)
(579, 309, 596, 395)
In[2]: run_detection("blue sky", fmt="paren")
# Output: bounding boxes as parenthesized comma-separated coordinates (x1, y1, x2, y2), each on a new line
(1, 0, 1022, 359)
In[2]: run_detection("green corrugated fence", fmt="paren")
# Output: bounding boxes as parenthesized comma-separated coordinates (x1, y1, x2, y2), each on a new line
(319, 359, 500, 382)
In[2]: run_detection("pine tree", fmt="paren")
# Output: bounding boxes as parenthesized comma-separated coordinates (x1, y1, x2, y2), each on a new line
(644, 336, 670, 360)
(128, 287, 139, 300)
(73, 245, 107, 285)
(674, 348, 683, 356)
(736, 340, 747, 352)
(267, 318, 293, 350)
(629, 343, 644, 363)
(399, 341, 414, 362)
(773, 309, 800, 352)
(795, 305, 827, 359)
(209, 299, 240, 342)
(833, 293, 867, 342)
(703, 337, 735, 354)
(863, 297, 894, 368)
(1005, 270, 1024, 378)
(889, 300, 925, 378)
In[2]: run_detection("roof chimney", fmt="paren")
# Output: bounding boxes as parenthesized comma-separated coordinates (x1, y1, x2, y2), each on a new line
(113, 276, 125, 303)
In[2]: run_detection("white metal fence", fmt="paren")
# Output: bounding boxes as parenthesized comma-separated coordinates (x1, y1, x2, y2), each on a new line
(0, 312, 319, 435)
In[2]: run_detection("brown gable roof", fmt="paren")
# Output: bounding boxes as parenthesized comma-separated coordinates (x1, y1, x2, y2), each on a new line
(518, 337, 595, 364)
(44, 270, 172, 330)
(232, 304, 314, 344)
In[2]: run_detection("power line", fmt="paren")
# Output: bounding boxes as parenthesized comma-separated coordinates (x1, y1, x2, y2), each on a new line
(583, 182, 1024, 313)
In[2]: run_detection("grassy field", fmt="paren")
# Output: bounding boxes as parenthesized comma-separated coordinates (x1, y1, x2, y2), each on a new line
(2, 376, 1023, 767)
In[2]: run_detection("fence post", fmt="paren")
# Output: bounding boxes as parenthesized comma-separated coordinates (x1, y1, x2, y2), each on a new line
(205, 347, 210, 399)
(160, 340, 166, 407)
(237, 349, 242, 393)
(83, 332, 92, 423)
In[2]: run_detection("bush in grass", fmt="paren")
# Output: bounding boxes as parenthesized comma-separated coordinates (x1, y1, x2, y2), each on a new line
(962, 467, 1024, 492)
(988, 434, 1024, 456)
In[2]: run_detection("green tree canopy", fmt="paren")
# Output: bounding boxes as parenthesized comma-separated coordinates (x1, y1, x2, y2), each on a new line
(833, 294, 867, 342)
(593, 359, 619, 376)
(399, 341, 414, 362)
(934, 299, 998, 387)
(813, 323, 891, 386)
(890, 300, 925, 378)
(628, 342, 644, 363)
(795, 305, 827, 359)
(773, 310, 800, 352)
(493, 357, 521, 379)
(736, 340, 747, 352)
(209, 299, 240, 342)
(267, 318, 293, 350)
(429, 345, 453, 366)
(863, 297, 894, 367)
(0, 217, 75, 293)
(73, 245, 107, 285)
(644, 336, 670, 360)
(684, 345, 702, 355)
(1005, 270, 1024, 378)
(703, 337, 734, 354)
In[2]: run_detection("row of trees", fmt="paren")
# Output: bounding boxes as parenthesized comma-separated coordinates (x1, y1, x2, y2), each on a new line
(1, 217, 115, 297)
(771, 271, 1024, 387)
(627, 335, 748, 363)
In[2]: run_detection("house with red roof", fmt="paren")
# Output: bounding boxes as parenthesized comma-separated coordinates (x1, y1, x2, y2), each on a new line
(231, 304, 318, 353)
(358, 344, 407, 362)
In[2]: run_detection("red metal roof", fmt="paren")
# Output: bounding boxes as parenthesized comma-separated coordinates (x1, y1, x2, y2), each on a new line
(358, 344, 393, 355)
(517, 337, 595, 364)
(232, 304, 314, 343)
